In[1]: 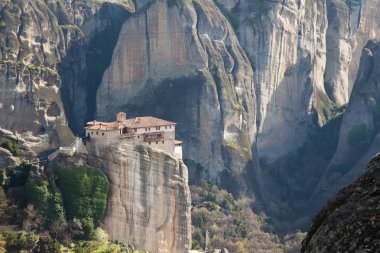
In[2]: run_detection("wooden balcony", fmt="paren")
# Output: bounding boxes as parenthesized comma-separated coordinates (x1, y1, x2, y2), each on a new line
(120, 133, 135, 139)
(143, 133, 164, 142)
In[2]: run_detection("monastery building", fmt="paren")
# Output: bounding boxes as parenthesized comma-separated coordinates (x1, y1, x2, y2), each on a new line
(85, 112, 182, 160)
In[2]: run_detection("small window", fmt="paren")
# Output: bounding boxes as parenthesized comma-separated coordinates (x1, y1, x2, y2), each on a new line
(91, 132, 93, 135)
(138, 135, 140, 139)
(156, 141, 158, 144)
(134, 129, 137, 132)
(162, 141, 164, 144)
(145, 128, 148, 131)
(165, 126, 167, 129)
(96, 132, 98, 135)
(102, 133, 104, 136)
(149, 142, 151, 145)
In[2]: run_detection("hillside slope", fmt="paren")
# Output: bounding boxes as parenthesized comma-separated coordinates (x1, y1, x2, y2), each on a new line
(301, 153, 380, 252)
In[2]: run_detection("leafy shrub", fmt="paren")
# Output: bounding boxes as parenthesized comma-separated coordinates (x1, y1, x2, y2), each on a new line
(25, 179, 65, 227)
(33, 236, 61, 253)
(56, 166, 109, 227)
(1, 140, 21, 157)
(192, 230, 204, 250)
(6, 162, 32, 188)
(0, 187, 9, 223)
(71, 218, 95, 240)
(347, 124, 367, 147)
(3, 230, 37, 252)
(234, 214, 249, 238)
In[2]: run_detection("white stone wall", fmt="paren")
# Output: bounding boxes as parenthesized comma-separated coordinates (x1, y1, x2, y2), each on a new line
(86, 129, 122, 145)
(174, 145, 183, 160)
(85, 126, 176, 155)
(132, 127, 175, 154)
(134, 125, 175, 134)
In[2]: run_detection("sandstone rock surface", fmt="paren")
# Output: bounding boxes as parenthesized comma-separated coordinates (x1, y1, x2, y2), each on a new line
(238, 0, 380, 159)
(310, 40, 380, 213)
(3, 0, 380, 237)
(0, 0, 133, 152)
(95, 0, 256, 180)
(87, 140, 191, 253)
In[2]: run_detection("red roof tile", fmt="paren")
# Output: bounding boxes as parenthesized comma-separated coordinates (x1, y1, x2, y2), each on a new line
(85, 116, 176, 131)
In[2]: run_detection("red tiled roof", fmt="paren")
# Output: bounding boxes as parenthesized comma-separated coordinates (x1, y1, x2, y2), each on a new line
(85, 116, 176, 131)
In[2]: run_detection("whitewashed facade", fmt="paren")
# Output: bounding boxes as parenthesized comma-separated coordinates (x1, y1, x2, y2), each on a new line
(85, 113, 182, 159)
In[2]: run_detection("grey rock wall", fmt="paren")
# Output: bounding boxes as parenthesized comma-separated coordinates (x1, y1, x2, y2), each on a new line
(95, 0, 256, 180)
(87, 140, 191, 253)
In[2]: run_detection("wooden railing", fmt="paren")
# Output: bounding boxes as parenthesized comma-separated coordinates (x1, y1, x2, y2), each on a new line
(120, 133, 135, 139)
(144, 134, 163, 142)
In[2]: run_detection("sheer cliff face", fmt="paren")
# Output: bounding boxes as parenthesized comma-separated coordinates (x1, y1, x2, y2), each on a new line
(3, 0, 380, 236)
(86, 141, 191, 253)
(95, 0, 256, 179)
(236, 0, 380, 159)
(0, 0, 132, 152)
(310, 40, 380, 213)
(238, 0, 328, 158)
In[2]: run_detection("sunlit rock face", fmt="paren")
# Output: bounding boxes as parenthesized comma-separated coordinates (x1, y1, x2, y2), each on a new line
(0, 0, 132, 153)
(236, 0, 380, 160)
(95, 0, 256, 180)
(86, 140, 191, 253)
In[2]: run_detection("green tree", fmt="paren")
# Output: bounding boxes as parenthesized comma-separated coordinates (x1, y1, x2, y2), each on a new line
(25, 179, 65, 227)
(0, 188, 9, 222)
(56, 166, 109, 227)
(1, 140, 21, 157)
(3, 230, 37, 252)
(6, 162, 32, 188)
(33, 236, 61, 253)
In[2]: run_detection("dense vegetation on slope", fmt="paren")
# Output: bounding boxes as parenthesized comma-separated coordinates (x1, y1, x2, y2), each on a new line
(190, 182, 304, 253)
(0, 158, 145, 252)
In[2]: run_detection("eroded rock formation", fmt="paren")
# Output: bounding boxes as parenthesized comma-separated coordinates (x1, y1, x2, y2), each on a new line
(310, 40, 380, 213)
(0, 0, 133, 152)
(95, 0, 256, 180)
(237, 0, 380, 159)
(86, 140, 191, 253)
(2, 0, 380, 237)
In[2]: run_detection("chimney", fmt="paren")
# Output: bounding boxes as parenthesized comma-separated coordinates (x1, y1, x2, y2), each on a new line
(116, 112, 126, 122)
